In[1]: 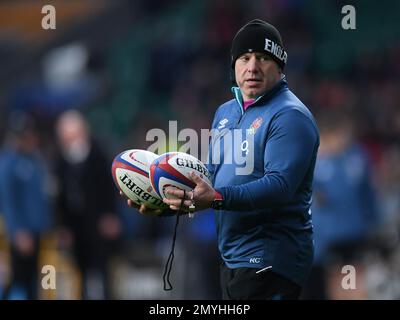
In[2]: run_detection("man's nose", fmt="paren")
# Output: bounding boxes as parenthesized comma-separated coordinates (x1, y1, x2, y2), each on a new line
(247, 56, 259, 72)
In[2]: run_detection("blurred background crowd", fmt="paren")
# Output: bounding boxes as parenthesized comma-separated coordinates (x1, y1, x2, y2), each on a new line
(0, 0, 399, 299)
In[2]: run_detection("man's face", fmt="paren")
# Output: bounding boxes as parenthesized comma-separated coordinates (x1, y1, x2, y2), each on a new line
(234, 52, 282, 101)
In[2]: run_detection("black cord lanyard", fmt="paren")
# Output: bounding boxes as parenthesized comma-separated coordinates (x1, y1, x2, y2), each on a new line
(162, 190, 186, 291)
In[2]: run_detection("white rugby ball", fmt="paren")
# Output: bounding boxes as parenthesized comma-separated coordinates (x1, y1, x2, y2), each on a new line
(149, 152, 211, 199)
(111, 149, 168, 210)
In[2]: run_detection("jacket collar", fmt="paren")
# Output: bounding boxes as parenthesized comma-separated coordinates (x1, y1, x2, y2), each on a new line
(231, 75, 288, 114)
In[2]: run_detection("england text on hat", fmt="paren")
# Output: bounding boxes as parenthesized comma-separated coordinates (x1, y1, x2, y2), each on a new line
(264, 38, 287, 63)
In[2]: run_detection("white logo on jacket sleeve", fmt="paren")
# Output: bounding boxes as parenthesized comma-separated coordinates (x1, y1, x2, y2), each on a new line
(249, 257, 261, 263)
(218, 118, 229, 129)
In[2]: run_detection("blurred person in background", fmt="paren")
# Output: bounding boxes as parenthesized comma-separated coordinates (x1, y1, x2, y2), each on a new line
(55, 109, 121, 300)
(302, 111, 378, 299)
(0, 112, 52, 300)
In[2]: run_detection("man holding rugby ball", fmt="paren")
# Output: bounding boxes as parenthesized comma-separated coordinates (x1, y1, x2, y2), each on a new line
(124, 19, 319, 300)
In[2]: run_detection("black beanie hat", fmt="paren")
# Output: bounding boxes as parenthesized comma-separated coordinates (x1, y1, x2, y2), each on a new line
(231, 19, 287, 70)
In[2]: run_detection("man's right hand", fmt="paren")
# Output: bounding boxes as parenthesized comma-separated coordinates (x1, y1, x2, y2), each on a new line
(119, 191, 163, 216)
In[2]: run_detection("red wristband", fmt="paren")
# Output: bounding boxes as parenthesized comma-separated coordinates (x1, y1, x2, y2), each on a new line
(215, 191, 223, 200)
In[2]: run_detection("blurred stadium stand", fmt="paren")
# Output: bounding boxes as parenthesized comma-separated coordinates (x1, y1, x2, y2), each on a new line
(0, 0, 400, 299)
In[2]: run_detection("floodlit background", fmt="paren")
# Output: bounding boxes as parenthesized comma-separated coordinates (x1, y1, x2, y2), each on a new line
(0, 0, 399, 300)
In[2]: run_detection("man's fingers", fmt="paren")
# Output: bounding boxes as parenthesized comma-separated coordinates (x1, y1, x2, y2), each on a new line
(163, 198, 192, 207)
(122, 197, 162, 216)
(139, 205, 163, 216)
(139, 205, 149, 215)
(165, 187, 185, 198)
(189, 171, 204, 185)
(166, 199, 189, 207)
(127, 199, 140, 209)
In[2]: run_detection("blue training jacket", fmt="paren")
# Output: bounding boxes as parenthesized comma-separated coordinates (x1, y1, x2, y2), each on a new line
(208, 77, 319, 286)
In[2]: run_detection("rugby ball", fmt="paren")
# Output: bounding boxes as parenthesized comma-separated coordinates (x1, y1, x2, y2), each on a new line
(149, 152, 211, 199)
(111, 149, 168, 210)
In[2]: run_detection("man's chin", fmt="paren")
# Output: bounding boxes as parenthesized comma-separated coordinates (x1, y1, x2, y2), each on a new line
(245, 89, 263, 99)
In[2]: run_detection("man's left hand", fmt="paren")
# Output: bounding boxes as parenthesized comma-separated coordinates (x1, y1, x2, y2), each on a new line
(163, 171, 215, 212)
